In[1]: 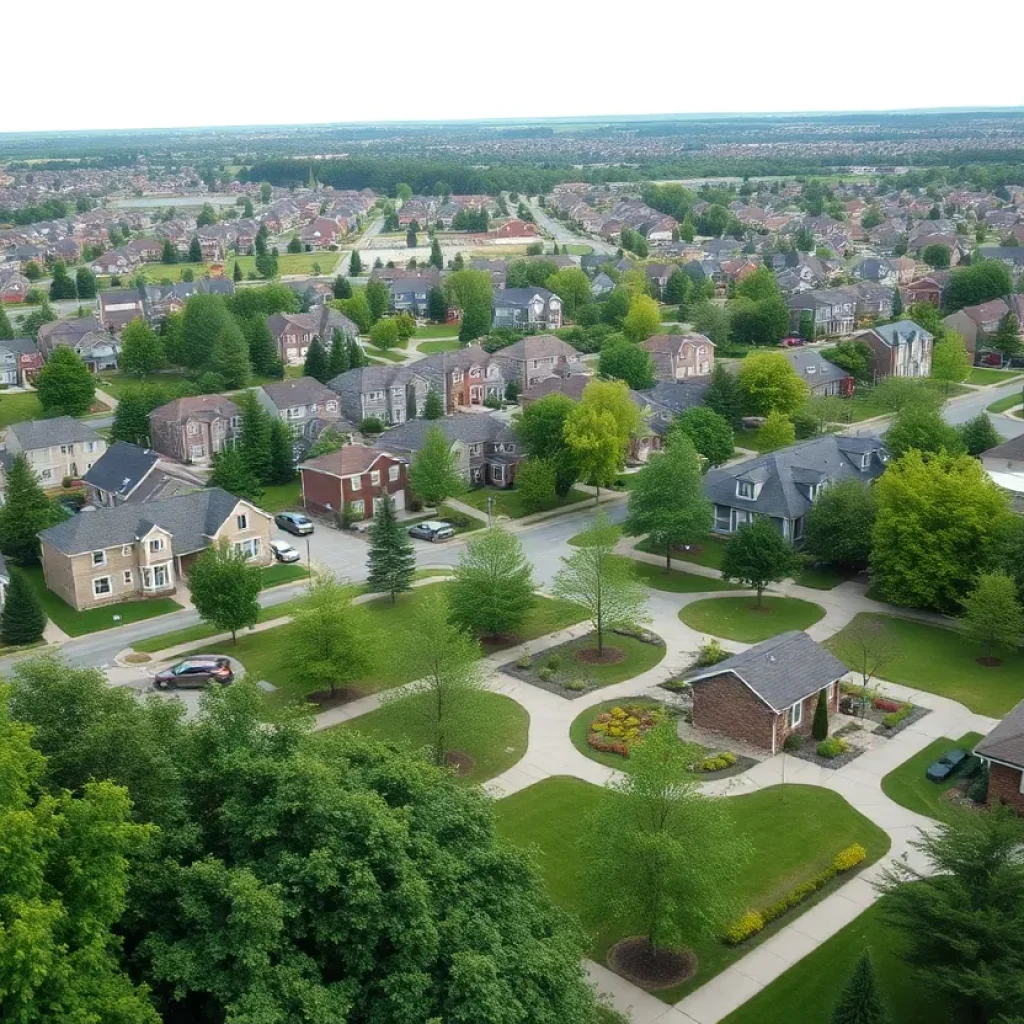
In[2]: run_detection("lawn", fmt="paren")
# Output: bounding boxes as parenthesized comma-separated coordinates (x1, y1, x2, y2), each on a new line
(968, 367, 1021, 386)
(259, 480, 302, 513)
(0, 391, 44, 428)
(826, 613, 1024, 717)
(21, 565, 184, 637)
(987, 392, 1023, 414)
(529, 633, 666, 688)
(230, 253, 340, 277)
(460, 485, 590, 519)
(370, 349, 407, 362)
(323, 690, 528, 784)
(262, 563, 309, 587)
(679, 596, 826, 642)
(97, 371, 193, 400)
(628, 558, 743, 594)
(880, 732, 985, 821)
(134, 262, 214, 283)
(416, 340, 461, 354)
(564, 244, 593, 255)
(722, 898, 949, 1024)
(496, 778, 890, 1005)
(638, 534, 730, 571)
(795, 563, 854, 590)
(413, 324, 461, 340)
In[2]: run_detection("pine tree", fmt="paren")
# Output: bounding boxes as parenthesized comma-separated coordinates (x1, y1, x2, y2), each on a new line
(332, 275, 352, 299)
(303, 336, 329, 382)
(212, 323, 251, 390)
(423, 387, 444, 419)
(268, 419, 296, 485)
(162, 239, 178, 264)
(328, 329, 350, 377)
(891, 288, 903, 318)
(0, 305, 13, 340)
(242, 317, 282, 377)
(236, 392, 273, 484)
(0, 568, 46, 645)
(429, 238, 443, 269)
(209, 446, 263, 503)
(812, 688, 830, 740)
(233, 260, 243, 282)
(0, 455, 60, 563)
(704, 363, 742, 426)
(366, 495, 415, 602)
(188, 236, 203, 263)
(347, 337, 367, 368)
(349, 250, 363, 276)
(830, 952, 891, 1024)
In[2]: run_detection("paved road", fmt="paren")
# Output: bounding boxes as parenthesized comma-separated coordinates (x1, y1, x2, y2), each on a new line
(523, 196, 615, 255)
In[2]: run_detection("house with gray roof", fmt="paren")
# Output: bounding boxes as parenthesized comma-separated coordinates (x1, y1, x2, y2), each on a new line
(781, 348, 853, 397)
(492, 288, 562, 332)
(82, 441, 205, 508)
(328, 365, 432, 427)
(974, 699, 1024, 813)
(3, 416, 106, 493)
(704, 434, 888, 542)
(857, 319, 933, 379)
(39, 487, 272, 611)
(490, 334, 583, 389)
(256, 377, 355, 458)
(685, 631, 847, 753)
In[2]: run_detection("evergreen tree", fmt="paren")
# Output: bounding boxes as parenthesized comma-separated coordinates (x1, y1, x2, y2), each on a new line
(423, 387, 444, 419)
(830, 952, 892, 1024)
(366, 495, 416, 602)
(303, 335, 329, 382)
(349, 250, 363, 275)
(332, 275, 352, 299)
(75, 267, 97, 299)
(429, 238, 443, 269)
(242, 316, 283, 377)
(35, 346, 95, 416)
(268, 419, 296, 485)
(427, 286, 447, 322)
(0, 305, 14, 340)
(119, 318, 165, 376)
(0, 568, 47, 644)
(891, 288, 903, 319)
(209, 446, 263, 503)
(162, 239, 178, 264)
(48, 261, 77, 300)
(328, 329, 350, 378)
(111, 385, 167, 445)
(232, 260, 243, 283)
(347, 336, 367, 368)
(959, 412, 1002, 457)
(365, 280, 390, 324)
(704, 363, 742, 425)
(188, 236, 203, 263)
(812, 688, 830, 740)
(0, 455, 61, 563)
(236, 391, 273, 484)
(287, 235, 303, 254)
(212, 322, 251, 390)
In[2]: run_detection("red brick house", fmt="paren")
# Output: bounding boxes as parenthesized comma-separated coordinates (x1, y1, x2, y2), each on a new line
(299, 445, 408, 520)
(685, 631, 845, 754)
(974, 701, 1024, 813)
(489, 219, 539, 239)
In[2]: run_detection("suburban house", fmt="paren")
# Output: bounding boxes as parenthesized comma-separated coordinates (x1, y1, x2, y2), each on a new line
(387, 269, 443, 317)
(704, 435, 889, 542)
(901, 272, 950, 308)
(0, 269, 30, 304)
(520, 373, 592, 408)
(148, 395, 241, 466)
(265, 307, 359, 366)
(942, 299, 1010, 360)
(781, 348, 854, 397)
(856, 320, 934, 379)
(4, 417, 107, 488)
(979, 434, 1024, 512)
(639, 334, 715, 382)
(375, 413, 520, 488)
(39, 488, 273, 612)
(82, 441, 205, 507)
(685, 631, 846, 754)
(786, 289, 857, 339)
(492, 288, 563, 332)
(256, 377, 354, 454)
(974, 699, 1024, 813)
(99, 288, 146, 333)
(418, 345, 506, 412)
(0, 337, 43, 385)
(491, 334, 584, 389)
(328, 365, 432, 426)
(299, 445, 408, 519)
(629, 380, 711, 462)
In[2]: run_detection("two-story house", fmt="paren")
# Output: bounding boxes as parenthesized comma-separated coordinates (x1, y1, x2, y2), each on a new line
(786, 289, 857, 339)
(704, 435, 889, 542)
(857, 319, 934, 379)
(4, 416, 107, 489)
(0, 337, 43, 385)
(256, 377, 354, 453)
(148, 395, 242, 466)
(99, 288, 146, 333)
(639, 334, 715, 383)
(490, 335, 585, 389)
(39, 488, 272, 611)
(82, 441, 206, 507)
(328, 365, 431, 426)
(492, 288, 563, 332)
(781, 349, 855, 397)
(417, 345, 505, 411)
(266, 307, 359, 366)
(299, 445, 408, 519)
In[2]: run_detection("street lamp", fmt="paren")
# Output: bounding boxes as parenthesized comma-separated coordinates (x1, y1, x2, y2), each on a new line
(486, 494, 494, 528)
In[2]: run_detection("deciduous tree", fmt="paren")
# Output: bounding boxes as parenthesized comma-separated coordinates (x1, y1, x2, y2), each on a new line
(514, 457, 558, 513)
(757, 410, 796, 451)
(409, 425, 465, 507)
(930, 334, 972, 393)
(35, 345, 95, 416)
(444, 268, 493, 342)
(547, 268, 592, 322)
(961, 571, 1024, 661)
(187, 541, 263, 643)
(671, 407, 734, 467)
(366, 495, 416, 602)
(622, 294, 661, 342)
(884, 405, 965, 458)
(0, 305, 12, 340)
(515, 393, 579, 494)
(364, 279, 390, 324)
(75, 266, 97, 299)
(721, 517, 802, 606)
(803, 478, 877, 572)
(449, 527, 535, 639)
(564, 378, 642, 498)
(959, 412, 1002, 456)
(598, 341, 656, 389)
(738, 351, 807, 416)
(119, 317, 165, 376)
(369, 317, 400, 349)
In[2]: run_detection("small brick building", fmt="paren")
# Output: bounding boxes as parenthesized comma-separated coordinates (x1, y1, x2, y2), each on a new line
(299, 445, 407, 520)
(685, 631, 846, 754)
(974, 700, 1024, 814)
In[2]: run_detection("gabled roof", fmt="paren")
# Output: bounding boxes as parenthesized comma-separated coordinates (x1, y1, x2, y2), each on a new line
(686, 631, 847, 712)
(493, 287, 558, 308)
(6, 415, 102, 450)
(260, 376, 338, 409)
(300, 444, 400, 478)
(980, 435, 1024, 461)
(149, 394, 240, 424)
(868, 319, 934, 347)
(496, 334, 579, 361)
(975, 700, 1024, 769)
(781, 349, 850, 386)
(375, 413, 514, 453)
(81, 441, 158, 498)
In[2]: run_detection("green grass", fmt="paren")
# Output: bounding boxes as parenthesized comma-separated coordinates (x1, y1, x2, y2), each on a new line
(416, 339, 461, 354)
(629, 558, 743, 594)
(369, 349, 407, 362)
(134, 262, 215, 283)
(795, 564, 854, 590)
(680, 596, 826, 642)
(496, 779, 890, 1004)
(22, 565, 183, 637)
(845, 381, 971, 423)
(968, 367, 1021, 386)
(826, 613, 1024, 717)
(0, 391, 44, 428)
(413, 324, 462, 339)
(722, 897, 950, 1024)
(262, 563, 309, 587)
(324, 690, 528, 784)
(230, 253, 340, 277)
(636, 534, 729, 570)
(259, 480, 302, 513)
(97, 371, 193, 400)
(881, 733, 985, 821)
(987, 392, 1023, 414)
(564, 244, 593, 255)
(459, 486, 590, 519)
(533, 633, 666, 688)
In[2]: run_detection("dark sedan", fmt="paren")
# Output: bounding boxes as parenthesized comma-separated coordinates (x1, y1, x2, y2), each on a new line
(154, 656, 234, 690)
(925, 748, 980, 783)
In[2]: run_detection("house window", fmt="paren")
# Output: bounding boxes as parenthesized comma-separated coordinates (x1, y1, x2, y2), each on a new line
(121, 545, 132, 556)
(40, 469, 52, 481)
(286, 407, 303, 420)
(149, 538, 164, 553)
(714, 506, 731, 532)
(789, 700, 804, 729)
(236, 513, 248, 530)
(187, 422, 199, 435)
(370, 470, 380, 486)
(793, 516, 805, 541)
(860, 454, 871, 469)
(452, 370, 463, 383)
(93, 576, 111, 596)
(141, 564, 170, 590)
(736, 481, 755, 499)
(190, 445, 207, 460)
(492, 464, 505, 483)
(60, 444, 74, 455)
(350, 499, 365, 517)
(85, 441, 96, 453)
(91, 550, 106, 567)
(233, 538, 261, 559)
(326, 401, 337, 411)
(388, 465, 399, 482)
(123, 570, 133, 586)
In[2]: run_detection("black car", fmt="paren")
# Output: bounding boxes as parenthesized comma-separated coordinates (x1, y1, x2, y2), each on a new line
(925, 748, 979, 783)
(275, 511, 314, 536)
(154, 656, 234, 689)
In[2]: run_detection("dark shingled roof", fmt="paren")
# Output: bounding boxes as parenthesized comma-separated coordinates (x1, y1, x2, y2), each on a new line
(686, 631, 847, 712)
(6, 415, 103, 450)
(974, 700, 1024, 770)
(81, 441, 158, 498)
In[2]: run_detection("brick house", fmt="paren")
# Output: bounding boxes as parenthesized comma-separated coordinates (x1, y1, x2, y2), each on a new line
(974, 700, 1024, 813)
(328, 365, 431, 426)
(256, 377, 352, 444)
(491, 334, 585, 389)
(299, 445, 408, 519)
(857, 319, 933, 380)
(417, 344, 505, 412)
(639, 334, 715, 382)
(148, 395, 241, 466)
(685, 632, 846, 754)
(266, 307, 358, 366)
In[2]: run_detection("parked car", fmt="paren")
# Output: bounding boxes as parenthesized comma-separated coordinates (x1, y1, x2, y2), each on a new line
(275, 511, 314, 536)
(780, 336, 806, 347)
(925, 748, 980, 783)
(408, 520, 455, 542)
(270, 539, 301, 563)
(154, 656, 234, 690)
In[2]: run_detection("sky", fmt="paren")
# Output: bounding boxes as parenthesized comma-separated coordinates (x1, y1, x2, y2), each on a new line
(5, 0, 1024, 134)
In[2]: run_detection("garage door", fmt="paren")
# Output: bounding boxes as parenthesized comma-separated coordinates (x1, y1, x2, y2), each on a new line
(392, 489, 406, 511)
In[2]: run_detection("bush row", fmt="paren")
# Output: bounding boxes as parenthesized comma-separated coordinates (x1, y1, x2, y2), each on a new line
(882, 705, 914, 729)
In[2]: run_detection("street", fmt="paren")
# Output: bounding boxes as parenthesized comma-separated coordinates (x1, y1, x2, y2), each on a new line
(523, 195, 615, 255)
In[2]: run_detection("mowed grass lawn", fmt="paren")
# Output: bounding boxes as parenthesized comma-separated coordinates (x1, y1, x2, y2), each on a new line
(134, 262, 215, 283)
(968, 367, 1021, 386)
(21, 565, 183, 637)
(880, 733, 984, 821)
(261, 563, 308, 587)
(0, 391, 44, 428)
(637, 534, 729, 571)
(722, 898, 950, 1024)
(827, 613, 1024, 717)
(259, 479, 302, 513)
(323, 690, 528, 784)
(987, 392, 1023, 414)
(538, 633, 666, 688)
(416, 340, 461, 354)
(231, 253, 341, 277)
(680, 596, 826, 642)
(625, 557, 742, 594)
(97, 371, 194, 400)
(496, 778, 890, 1004)
(413, 324, 461, 340)
(460, 485, 590, 519)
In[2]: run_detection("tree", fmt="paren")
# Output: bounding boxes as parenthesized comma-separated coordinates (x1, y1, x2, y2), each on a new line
(48, 260, 77, 300)
(599, 341, 656, 389)
(871, 450, 1012, 612)
(242, 315, 283, 377)
(600, 286, 632, 327)
(729, 294, 791, 347)
(369, 317, 399, 349)
(209, 445, 263, 503)
(111, 383, 174, 445)
(891, 287, 903, 319)
(930, 334, 972, 394)
(664, 267, 692, 306)
(307, 425, 346, 459)
(327, 328, 350, 378)
(332, 274, 351, 300)
(812, 688, 829, 741)
(758, 410, 796, 451)
(514, 457, 558, 513)
(22, 260, 41, 281)
(196, 203, 216, 228)
(622, 294, 661, 342)
(119, 318, 164, 376)
(35, 345, 95, 416)
(427, 285, 447, 322)
(212, 321, 251, 390)
(423, 387, 444, 419)
(826, 340, 874, 382)
(704, 363, 742, 425)
(366, 495, 415, 602)
(803, 478, 877, 572)
(872, 376, 943, 414)
(429, 238, 443, 269)
(992, 311, 1022, 358)
(624, 436, 713, 570)
(267, 419, 295, 485)
(885, 405, 965, 459)
(449, 527, 535, 639)
(409, 426, 465, 507)
(188, 235, 203, 263)
(830, 952, 891, 1024)
(340, 290, 372, 332)
(347, 335, 367, 368)
(515, 393, 580, 494)
(0, 567, 46, 644)
(721, 518, 801, 606)
(0, 305, 12, 340)
(287, 234, 303, 254)
(959, 412, 1002, 456)
(961, 571, 1024, 662)
(188, 541, 262, 643)
(348, 249, 363, 275)
(234, 392, 273, 484)
(738, 351, 808, 416)
(75, 266, 97, 299)
(444, 268, 493, 343)
(839, 616, 899, 703)
(944, 260, 1013, 312)
(879, 808, 1024, 1024)
(162, 239, 178, 264)
(922, 243, 951, 269)
(547, 268, 592, 322)
(181, 293, 233, 370)
(553, 513, 648, 653)
(303, 334, 329, 381)
(672, 407, 734, 467)
(581, 718, 749, 964)
(364, 279, 390, 324)
(259, 181, 272, 203)
(254, 247, 278, 279)
(564, 378, 642, 498)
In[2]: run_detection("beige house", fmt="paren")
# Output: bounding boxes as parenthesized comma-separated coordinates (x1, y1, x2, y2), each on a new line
(639, 334, 715, 382)
(4, 416, 107, 490)
(39, 488, 272, 611)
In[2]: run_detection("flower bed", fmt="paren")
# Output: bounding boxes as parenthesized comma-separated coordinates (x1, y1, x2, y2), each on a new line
(587, 704, 662, 757)
(839, 686, 930, 739)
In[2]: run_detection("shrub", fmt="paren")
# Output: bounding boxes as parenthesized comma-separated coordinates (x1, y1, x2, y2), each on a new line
(872, 697, 904, 713)
(359, 416, 385, 434)
(693, 751, 738, 772)
(816, 737, 849, 759)
(882, 705, 913, 729)
(546, 654, 563, 671)
(564, 678, 586, 692)
(537, 667, 555, 682)
(968, 764, 990, 804)
(723, 911, 765, 945)
(812, 689, 829, 741)
(783, 734, 804, 751)
(483, 394, 501, 409)
(832, 843, 867, 872)
(515, 654, 532, 670)
(695, 638, 729, 667)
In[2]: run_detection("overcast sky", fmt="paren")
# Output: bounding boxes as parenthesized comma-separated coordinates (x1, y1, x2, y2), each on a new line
(4, 0, 1023, 134)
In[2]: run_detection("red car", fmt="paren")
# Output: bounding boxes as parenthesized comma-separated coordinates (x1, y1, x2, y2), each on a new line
(780, 336, 806, 347)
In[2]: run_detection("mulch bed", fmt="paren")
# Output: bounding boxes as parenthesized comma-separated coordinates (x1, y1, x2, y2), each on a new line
(445, 751, 475, 776)
(976, 656, 1003, 667)
(607, 936, 697, 990)
(305, 688, 363, 709)
(575, 646, 626, 665)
